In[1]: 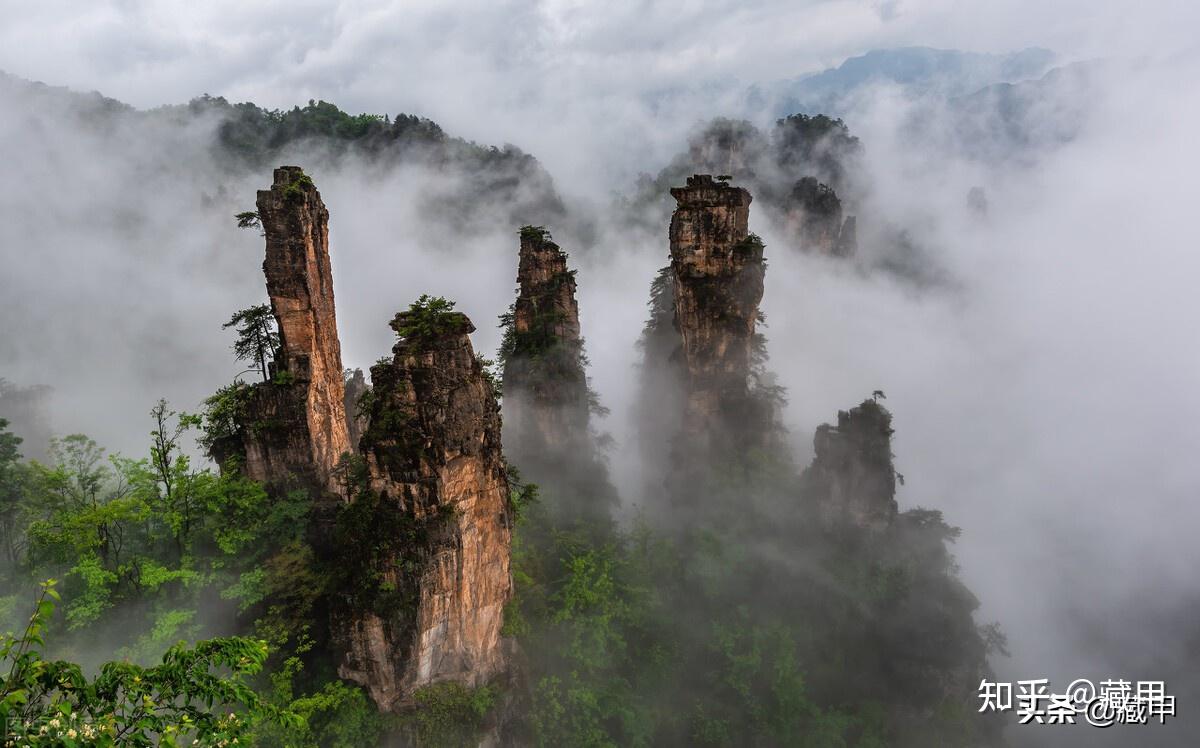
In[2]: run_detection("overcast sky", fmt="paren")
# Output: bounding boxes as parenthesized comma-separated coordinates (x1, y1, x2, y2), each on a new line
(1, 0, 1196, 154)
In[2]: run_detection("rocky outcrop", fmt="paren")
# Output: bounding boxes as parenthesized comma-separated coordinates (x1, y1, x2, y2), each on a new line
(342, 368, 369, 451)
(802, 398, 898, 532)
(336, 306, 512, 711)
(668, 174, 770, 448)
(784, 176, 857, 256)
(500, 227, 616, 526)
(211, 167, 350, 496)
(501, 227, 588, 449)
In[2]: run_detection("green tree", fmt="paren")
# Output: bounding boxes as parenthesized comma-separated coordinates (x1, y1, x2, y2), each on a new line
(0, 419, 29, 570)
(140, 400, 204, 561)
(222, 305, 279, 382)
(235, 210, 262, 231)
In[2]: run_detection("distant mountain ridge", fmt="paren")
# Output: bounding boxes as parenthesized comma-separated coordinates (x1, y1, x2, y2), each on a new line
(0, 70, 566, 238)
(750, 46, 1057, 117)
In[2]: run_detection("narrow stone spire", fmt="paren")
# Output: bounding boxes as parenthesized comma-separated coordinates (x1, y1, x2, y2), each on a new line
(337, 305, 513, 711)
(254, 166, 350, 490)
(668, 174, 766, 447)
(210, 167, 350, 497)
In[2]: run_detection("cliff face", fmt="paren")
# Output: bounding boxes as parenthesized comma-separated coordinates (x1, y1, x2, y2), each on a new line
(212, 167, 350, 495)
(342, 367, 369, 452)
(668, 174, 768, 446)
(336, 309, 512, 711)
(255, 166, 350, 489)
(802, 398, 898, 532)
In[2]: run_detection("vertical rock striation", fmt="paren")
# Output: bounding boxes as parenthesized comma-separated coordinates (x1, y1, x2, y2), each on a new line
(342, 368, 369, 452)
(255, 166, 350, 489)
(211, 167, 350, 496)
(801, 398, 898, 532)
(668, 174, 769, 448)
(336, 307, 512, 711)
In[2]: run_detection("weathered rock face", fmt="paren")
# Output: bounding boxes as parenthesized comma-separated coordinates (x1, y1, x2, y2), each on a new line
(212, 167, 350, 495)
(501, 227, 588, 449)
(784, 176, 857, 256)
(336, 310, 512, 711)
(255, 166, 350, 488)
(342, 368, 369, 452)
(668, 174, 768, 445)
(802, 399, 898, 532)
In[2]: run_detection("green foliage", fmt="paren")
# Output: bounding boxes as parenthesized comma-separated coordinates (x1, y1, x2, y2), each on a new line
(0, 581, 293, 746)
(504, 465, 540, 524)
(637, 266, 675, 350)
(198, 380, 252, 450)
(222, 304, 279, 383)
(326, 488, 448, 619)
(773, 113, 861, 190)
(234, 210, 261, 231)
(253, 645, 387, 748)
(477, 354, 503, 397)
(353, 385, 375, 426)
(0, 419, 31, 570)
(394, 295, 468, 346)
(282, 172, 314, 201)
(404, 682, 497, 748)
(791, 176, 841, 215)
(189, 96, 445, 164)
(732, 232, 766, 257)
(504, 425, 994, 747)
(519, 225, 552, 242)
(330, 453, 368, 504)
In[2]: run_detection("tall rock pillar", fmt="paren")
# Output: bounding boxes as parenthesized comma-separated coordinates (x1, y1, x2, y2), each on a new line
(254, 166, 350, 490)
(500, 226, 616, 526)
(501, 226, 588, 448)
(336, 306, 513, 711)
(802, 399, 898, 533)
(211, 167, 350, 497)
(668, 174, 767, 448)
